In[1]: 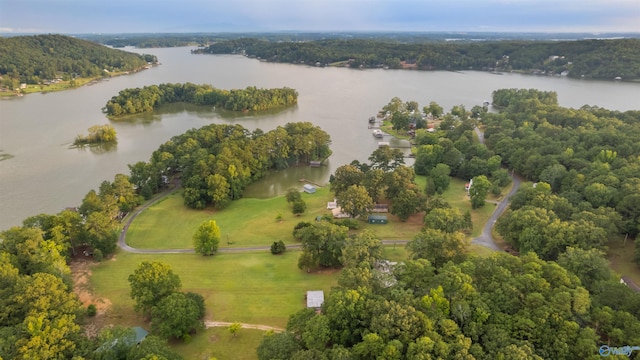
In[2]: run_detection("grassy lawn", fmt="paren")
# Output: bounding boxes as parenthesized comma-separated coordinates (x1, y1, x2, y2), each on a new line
(91, 250, 338, 329)
(127, 188, 335, 249)
(172, 327, 264, 360)
(607, 235, 640, 286)
(414, 175, 496, 239)
(126, 186, 424, 250)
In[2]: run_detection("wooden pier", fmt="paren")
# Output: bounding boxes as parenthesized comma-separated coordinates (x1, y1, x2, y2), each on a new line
(299, 178, 323, 187)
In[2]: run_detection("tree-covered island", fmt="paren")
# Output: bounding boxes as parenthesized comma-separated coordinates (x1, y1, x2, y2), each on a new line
(73, 124, 118, 146)
(103, 83, 298, 117)
(195, 38, 640, 81)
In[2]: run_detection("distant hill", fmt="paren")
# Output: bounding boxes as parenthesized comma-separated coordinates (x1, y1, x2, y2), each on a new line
(196, 37, 640, 81)
(0, 34, 156, 89)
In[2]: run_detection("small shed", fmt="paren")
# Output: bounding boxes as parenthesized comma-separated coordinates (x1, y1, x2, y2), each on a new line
(303, 184, 316, 194)
(306, 290, 325, 309)
(332, 207, 350, 219)
(327, 200, 337, 209)
(310, 161, 322, 167)
(368, 215, 388, 224)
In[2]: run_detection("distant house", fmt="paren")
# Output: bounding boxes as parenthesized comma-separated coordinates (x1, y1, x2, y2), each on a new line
(303, 184, 316, 194)
(372, 204, 389, 213)
(306, 290, 325, 309)
(332, 207, 350, 219)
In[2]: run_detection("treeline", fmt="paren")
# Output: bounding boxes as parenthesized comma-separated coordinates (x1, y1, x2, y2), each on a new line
(0, 34, 157, 89)
(259, 236, 640, 359)
(130, 122, 331, 209)
(478, 89, 640, 262)
(103, 83, 298, 116)
(196, 38, 640, 80)
(0, 171, 189, 359)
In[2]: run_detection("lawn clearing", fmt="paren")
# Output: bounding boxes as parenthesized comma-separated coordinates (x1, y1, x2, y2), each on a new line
(127, 187, 335, 249)
(172, 327, 264, 360)
(90, 250, 338, 329)
(607, 235, 640, 286)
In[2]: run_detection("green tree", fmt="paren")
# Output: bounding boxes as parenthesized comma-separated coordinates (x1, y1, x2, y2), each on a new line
(286, 188, 302, 203)
(151, 292, 204, 340)
(128, 261, 182, 316)
(256, 332, 300, 360)
(424, 207, 469, 233)
(341, 230, 383, 269)
(407, 228, 468, 267)
(390, 188, 423, 222)
(330, 165, 365, 198)
(206, 174, 231, 208)
(368, 146, 405, 171)
(557, 247, 612, 291)
(95, 326, 136, 360)
(297, 222, 348, 269)
(292, 199, 307, 216)
(126, 335, 183, 360)
(391, 111, 411, 131)
(430, 163, 451, 194)
(337, 185, 373, 219)
(228, 323, 242, 337)
(193, 220, 221, 256)
(469, 175, 491, 209)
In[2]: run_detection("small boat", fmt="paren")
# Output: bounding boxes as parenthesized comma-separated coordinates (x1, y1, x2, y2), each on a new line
(372, 129, 384, 138)
(368, 116, 376, 123)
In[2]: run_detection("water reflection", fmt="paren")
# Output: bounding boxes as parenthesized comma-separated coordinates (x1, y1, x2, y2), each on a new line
(73, 142, 118, 154)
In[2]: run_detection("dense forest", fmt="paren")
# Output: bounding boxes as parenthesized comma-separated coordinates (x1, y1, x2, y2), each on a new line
(196, 38, 640, 80)
(481, 89, 640, 258)
(0, 34, 157, 90)
(103, 83, 298, 116)
(255, 93, 640, 359)
(132, 122, 331, 209)
(259, 236, 640, 359)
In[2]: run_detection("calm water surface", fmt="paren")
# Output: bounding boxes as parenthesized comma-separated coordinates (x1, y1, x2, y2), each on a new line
(1, 46, 639, 230)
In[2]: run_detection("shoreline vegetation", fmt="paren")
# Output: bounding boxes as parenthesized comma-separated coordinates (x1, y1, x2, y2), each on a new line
(103, 83, 298, 117)
(72, 124, 118, 147)
(194, 37, 640, 81)
(0, 34, 158, 97)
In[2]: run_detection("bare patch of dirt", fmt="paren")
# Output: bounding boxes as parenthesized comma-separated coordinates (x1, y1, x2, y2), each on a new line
(209, 334, 220, 343)
(70, 259, 112, 338)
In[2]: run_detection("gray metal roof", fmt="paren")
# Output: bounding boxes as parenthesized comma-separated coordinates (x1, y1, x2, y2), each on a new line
(306, 290, 324, 308)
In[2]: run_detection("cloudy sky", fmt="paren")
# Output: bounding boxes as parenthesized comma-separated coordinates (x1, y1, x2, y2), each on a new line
(0, 0, 638, 34)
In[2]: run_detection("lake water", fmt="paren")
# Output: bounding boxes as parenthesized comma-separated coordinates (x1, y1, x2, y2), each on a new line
(1, 46, 639, 230)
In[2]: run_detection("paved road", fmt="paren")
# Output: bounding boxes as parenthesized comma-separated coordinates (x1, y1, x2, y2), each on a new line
(470, 173, 521, 251)
(470, 127, 521, 251)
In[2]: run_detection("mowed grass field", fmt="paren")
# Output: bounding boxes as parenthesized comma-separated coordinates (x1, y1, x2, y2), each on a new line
(171, 327, 265, 360)
(90, 250, 338, 329)
(127, 176, 500, 250)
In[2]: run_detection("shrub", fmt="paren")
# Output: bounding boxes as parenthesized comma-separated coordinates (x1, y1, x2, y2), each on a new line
(338, 218, 360, 229)
(87, 304, 97, 317)
(271, 240, 286, 254)
(93, 248, 104, 262)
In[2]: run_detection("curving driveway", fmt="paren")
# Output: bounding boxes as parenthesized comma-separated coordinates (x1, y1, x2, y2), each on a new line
(470, 173, 521, 250)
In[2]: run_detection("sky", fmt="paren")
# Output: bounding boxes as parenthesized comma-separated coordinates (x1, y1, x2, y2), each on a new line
(0, 0, 638, 34)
